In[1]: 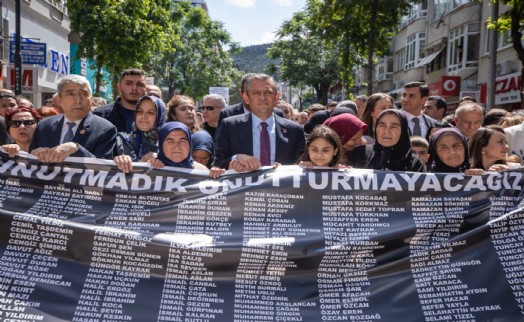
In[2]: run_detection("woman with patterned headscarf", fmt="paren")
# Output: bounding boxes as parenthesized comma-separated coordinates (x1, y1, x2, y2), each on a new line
(114, 95, 166, 172)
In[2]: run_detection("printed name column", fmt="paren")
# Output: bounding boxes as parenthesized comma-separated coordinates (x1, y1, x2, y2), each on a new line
(0, 215, 73, 321)
(234, 192, 273, 321)
(489, 196, 524, 315)
(411, 196, 497, 321)
(319, 195, 387, 321)
(72, 230, 159, 321)
(157, 196, 226, 321)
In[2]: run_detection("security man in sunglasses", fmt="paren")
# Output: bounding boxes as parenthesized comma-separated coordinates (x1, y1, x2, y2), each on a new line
(200, 94, 225, 140)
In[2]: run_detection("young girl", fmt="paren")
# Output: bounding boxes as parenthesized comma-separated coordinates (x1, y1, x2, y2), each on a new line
(298, 125, 345, 168)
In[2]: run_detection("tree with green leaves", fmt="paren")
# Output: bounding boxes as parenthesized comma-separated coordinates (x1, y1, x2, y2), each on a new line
(268, 10, 340, 105)
(488, 0, 524, 108)
(308, 0, 418, 95)
(146, 2, 241, 100)
(67, 0, 175, 97)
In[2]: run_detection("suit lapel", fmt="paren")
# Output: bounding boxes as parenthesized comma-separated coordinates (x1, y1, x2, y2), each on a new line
(51, 116, 65, 146)
(274, 116, 288, 159)
(74, 113, 92, 144)
(238, 113, 253, 154)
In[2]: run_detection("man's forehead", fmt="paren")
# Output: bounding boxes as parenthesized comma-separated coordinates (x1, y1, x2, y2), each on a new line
(121, 75, 145, 82)
(64, 83, 89, 91)
(249, 80, 273, 89)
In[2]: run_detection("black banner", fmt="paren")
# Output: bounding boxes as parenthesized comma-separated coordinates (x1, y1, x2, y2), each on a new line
(0, 152, 524, 321)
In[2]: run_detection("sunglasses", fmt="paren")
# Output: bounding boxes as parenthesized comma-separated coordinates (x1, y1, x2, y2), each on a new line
(200, 106, 217, 111)
(0, 91, 16, 99)
(9, 119, 37, 128)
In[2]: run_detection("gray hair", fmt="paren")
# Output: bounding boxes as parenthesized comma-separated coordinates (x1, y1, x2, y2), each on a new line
(202, 94, 226, 107)
(455, 102, 484, 119)
(57, 75, 92, 97)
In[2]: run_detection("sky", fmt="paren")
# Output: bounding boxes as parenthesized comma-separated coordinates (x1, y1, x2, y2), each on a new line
(206, 0, 308, 47)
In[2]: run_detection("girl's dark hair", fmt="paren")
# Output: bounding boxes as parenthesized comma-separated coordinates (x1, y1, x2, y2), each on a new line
(469, 125, 507, 169)
(301, 125, 344, 167)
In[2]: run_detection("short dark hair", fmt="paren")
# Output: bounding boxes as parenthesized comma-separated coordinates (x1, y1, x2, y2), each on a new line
(120, 68, 145, 79)
(427, 96, 447, 111)
(404, 81, 429, 98)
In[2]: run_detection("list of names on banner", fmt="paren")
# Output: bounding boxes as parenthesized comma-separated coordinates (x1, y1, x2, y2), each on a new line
(234, 191, 314, 321)
(318, 194, 391, 321)
(489, 195, 524, 315)
(410, 196, 500, 320)
(0, 214, 73, 321)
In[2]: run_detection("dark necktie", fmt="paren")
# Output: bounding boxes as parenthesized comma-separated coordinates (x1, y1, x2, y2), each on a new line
(412, 117, 421, 136)
(260, 122, 270, 166)
(63, 122, 76, 143)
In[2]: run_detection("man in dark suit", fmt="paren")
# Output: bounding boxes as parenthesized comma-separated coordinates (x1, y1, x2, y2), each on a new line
(217, 73, 283, 133)
(30, 75, 117, 162)
(401, 81, 438, 138)
(214, 73, 305, 171)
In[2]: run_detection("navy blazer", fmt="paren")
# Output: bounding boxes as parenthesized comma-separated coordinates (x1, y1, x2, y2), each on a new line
(29, 113, 117, 159)
(214, 113, 305, 169)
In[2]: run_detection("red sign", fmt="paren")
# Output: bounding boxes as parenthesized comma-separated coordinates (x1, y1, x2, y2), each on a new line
(427, 76, 461, 97)
(441, 76, 461, 96)
(7, 67, 34, 93)
(480, 72, 523, 105)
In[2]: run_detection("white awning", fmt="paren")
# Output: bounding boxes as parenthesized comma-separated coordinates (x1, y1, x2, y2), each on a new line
(416, 48, 444, 68)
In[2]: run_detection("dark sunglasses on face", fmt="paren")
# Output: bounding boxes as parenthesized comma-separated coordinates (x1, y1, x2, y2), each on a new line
(9, 120, 37, 128)
(200, 106, 217, 111)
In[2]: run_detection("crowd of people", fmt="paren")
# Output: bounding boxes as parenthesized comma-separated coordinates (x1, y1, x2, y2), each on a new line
(1, 68, 523, 178)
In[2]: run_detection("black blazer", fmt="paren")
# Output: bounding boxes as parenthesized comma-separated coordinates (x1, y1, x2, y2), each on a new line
(29, 113, 117, 159)
(93, 97, 129, 133)
(214, 113, 305, 169)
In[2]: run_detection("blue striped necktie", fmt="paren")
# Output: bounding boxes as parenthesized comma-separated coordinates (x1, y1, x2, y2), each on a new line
(62, 122, 76, 143)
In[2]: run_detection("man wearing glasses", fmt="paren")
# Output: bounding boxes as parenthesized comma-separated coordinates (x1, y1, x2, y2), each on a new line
(200, 94, 225, 140)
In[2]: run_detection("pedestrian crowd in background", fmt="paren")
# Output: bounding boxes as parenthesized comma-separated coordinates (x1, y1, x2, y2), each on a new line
(1, 69, 524, 178)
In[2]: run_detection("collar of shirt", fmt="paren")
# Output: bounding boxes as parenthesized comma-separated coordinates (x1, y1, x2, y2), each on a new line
(61, 117, 81, 142)
(403, 111, 428, 137)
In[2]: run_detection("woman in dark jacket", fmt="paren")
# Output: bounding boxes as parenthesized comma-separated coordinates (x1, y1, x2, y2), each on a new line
(350, 109, 425, 172)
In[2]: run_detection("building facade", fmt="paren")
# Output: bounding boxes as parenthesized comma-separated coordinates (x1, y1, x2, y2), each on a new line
(1, 0, 71, 107)
(366, 0, 522, 114)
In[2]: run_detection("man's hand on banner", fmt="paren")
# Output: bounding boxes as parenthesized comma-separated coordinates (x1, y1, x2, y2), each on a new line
(229, 154, 261, 172)
(31, 142, 78, 163)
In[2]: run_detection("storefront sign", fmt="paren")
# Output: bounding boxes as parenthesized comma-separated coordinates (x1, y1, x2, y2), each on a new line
(494, 72, 522, 105)
(5, 67, 35, 93)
